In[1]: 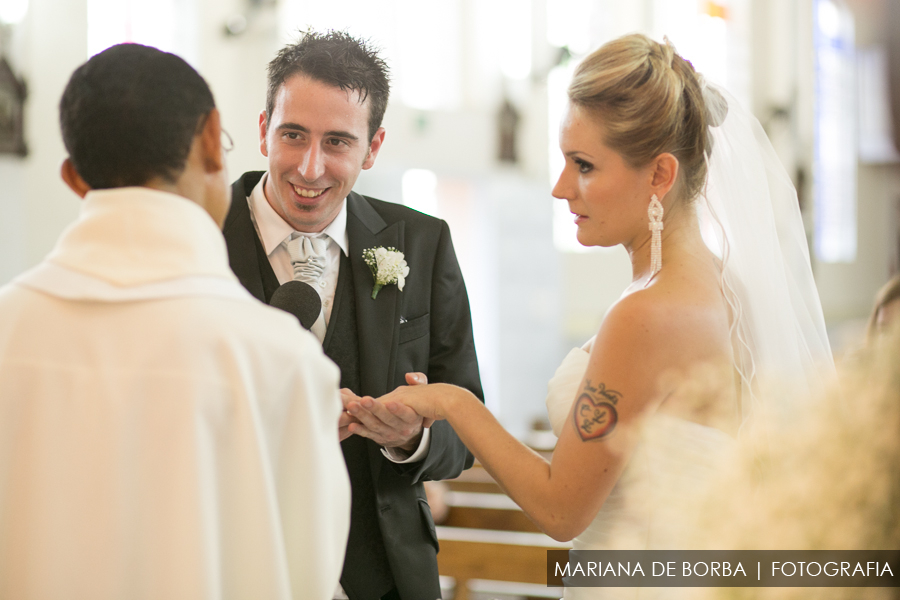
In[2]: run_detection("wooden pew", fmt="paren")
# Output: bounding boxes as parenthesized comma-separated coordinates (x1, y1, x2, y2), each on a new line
(435, 456, 569, 599)
(442, 490, 540, 533)
(437, 526, 568, 600)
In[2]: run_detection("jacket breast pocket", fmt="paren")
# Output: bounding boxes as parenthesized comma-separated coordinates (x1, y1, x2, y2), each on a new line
(399, 313, 429, 344)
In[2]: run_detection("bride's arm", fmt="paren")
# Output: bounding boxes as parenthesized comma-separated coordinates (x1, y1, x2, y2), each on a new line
(383, 295, 674, 542)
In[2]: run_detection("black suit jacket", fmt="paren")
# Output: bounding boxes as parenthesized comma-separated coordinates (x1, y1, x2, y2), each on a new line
(224, 172, 484, 599)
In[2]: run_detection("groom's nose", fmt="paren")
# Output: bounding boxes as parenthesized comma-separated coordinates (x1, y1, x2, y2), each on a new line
(298, 143, 326, 182)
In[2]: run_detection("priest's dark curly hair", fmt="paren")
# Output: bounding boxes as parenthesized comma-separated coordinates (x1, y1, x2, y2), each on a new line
(59, 43, 215, 189)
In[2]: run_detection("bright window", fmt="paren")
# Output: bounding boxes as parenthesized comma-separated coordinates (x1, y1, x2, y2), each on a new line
(0, 0, 27, 24)
(87, 0, 195, 63)
(280, 0, 463, 111)
(401, 168, 439, 217)
(813, 0, 857, 263)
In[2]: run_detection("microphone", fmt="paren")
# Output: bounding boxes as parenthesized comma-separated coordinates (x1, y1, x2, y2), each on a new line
(269, 281, 322, 331)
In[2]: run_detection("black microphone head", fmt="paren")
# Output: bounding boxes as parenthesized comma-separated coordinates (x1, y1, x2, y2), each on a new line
(269, 281, 322, 331)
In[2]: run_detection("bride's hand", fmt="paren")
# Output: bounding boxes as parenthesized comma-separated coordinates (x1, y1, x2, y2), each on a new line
(382, 373, 461, 428)
(405, 372, 428, 387)
(399, 372, 434, 427)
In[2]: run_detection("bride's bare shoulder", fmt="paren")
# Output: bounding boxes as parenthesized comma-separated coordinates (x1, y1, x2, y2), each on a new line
(597, 272, 730, 361)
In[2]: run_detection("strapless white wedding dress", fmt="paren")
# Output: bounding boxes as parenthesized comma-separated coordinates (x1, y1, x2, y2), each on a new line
(545, 348, 735, 600)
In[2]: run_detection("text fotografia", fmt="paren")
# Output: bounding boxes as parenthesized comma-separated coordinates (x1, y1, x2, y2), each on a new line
(546, 550, 900, 588)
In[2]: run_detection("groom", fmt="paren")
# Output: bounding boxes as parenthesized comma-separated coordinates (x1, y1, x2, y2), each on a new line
(223, 30, 483, 600)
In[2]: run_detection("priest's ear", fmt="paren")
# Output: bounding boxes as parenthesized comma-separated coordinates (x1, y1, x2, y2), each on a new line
(61, 159, 91, 199)
(198, 108, 225, 174)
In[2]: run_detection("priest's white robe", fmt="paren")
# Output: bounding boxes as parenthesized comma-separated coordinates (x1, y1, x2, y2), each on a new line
(0, 187, 350, 600)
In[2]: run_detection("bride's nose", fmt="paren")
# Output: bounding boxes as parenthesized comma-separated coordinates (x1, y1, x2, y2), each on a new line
(552, 168, 575, 201)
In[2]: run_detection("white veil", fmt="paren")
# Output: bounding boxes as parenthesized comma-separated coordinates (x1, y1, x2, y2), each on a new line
(697, 83, 834, 426)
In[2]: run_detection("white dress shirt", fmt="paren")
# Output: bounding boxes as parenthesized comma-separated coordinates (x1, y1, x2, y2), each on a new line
(247, 174, 431, 464)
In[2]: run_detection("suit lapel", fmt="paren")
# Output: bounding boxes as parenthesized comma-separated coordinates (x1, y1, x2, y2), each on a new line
(346, 192, 404, 398)
(223, 172, 279, 303)
(323, 252, 350, 350)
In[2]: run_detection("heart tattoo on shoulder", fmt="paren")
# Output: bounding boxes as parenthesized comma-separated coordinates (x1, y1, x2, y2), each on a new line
(573, 380, 621, 441)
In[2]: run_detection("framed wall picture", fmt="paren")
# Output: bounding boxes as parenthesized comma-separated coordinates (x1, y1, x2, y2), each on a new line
(0, 56, 26, 156)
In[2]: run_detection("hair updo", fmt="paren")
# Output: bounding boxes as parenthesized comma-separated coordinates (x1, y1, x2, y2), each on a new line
(568, 34, 715, 203)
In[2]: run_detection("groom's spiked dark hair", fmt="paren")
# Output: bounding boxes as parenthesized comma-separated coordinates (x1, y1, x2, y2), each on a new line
(265, 29, 391, 142)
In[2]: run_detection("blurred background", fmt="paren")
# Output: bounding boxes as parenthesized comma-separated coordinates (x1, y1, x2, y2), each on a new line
(0, 0, 897, 438)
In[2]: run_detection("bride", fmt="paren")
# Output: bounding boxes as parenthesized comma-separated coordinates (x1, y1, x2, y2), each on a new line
(361, 33, 831, 596)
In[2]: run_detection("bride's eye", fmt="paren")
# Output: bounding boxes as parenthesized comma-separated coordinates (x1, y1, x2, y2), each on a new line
(574, 158, 593, 174)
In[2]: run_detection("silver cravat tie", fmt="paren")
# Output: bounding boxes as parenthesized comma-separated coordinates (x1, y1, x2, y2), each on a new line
(286, 234, 328, 284)
(285, 234, 328, 341)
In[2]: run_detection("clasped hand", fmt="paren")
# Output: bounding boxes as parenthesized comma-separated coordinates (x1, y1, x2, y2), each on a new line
(337, 373, 428, 452)
(339, 373, 451, 451)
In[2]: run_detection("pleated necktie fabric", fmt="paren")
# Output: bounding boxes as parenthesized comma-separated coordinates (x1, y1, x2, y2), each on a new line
(286, 234, 328, 341)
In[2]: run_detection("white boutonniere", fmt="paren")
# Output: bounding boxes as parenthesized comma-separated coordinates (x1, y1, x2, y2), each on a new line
(363, 246, 409, 299)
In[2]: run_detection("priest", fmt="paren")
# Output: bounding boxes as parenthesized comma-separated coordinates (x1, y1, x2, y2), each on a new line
(0, 43, 349, 599)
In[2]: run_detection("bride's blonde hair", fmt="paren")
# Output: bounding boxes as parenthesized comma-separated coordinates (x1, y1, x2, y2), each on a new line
(568, 34, 712, 203)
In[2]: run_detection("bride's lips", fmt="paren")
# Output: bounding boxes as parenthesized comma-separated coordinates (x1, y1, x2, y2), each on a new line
(291, 183, 328, 201)
(573, 213, 587, 225)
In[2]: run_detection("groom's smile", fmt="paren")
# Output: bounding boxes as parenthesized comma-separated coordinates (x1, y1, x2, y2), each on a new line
(291, 184, 327, 200)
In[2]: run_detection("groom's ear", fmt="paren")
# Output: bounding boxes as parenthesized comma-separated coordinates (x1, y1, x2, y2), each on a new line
(649, 153, 679, 200)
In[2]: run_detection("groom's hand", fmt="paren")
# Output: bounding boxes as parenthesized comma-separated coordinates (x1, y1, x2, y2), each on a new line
(338, 388, 363, 441)
(342, 390, 424, 452)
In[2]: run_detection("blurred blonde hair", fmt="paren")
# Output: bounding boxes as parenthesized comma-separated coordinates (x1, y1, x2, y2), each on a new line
(568, 33, 714, 203)
(866, 273, 900, 343)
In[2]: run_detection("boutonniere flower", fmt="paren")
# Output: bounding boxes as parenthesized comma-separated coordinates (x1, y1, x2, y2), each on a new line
(363, 246, 409, 299)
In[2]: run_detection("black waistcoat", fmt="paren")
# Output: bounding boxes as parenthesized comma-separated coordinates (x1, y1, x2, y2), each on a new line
(324, 253, 394, 600)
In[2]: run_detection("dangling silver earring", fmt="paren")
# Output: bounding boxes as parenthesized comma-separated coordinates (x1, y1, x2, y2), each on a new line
(647, 194, 664, 281)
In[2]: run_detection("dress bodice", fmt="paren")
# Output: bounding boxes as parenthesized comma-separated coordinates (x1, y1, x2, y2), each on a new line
(545, 348, 735, 599)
